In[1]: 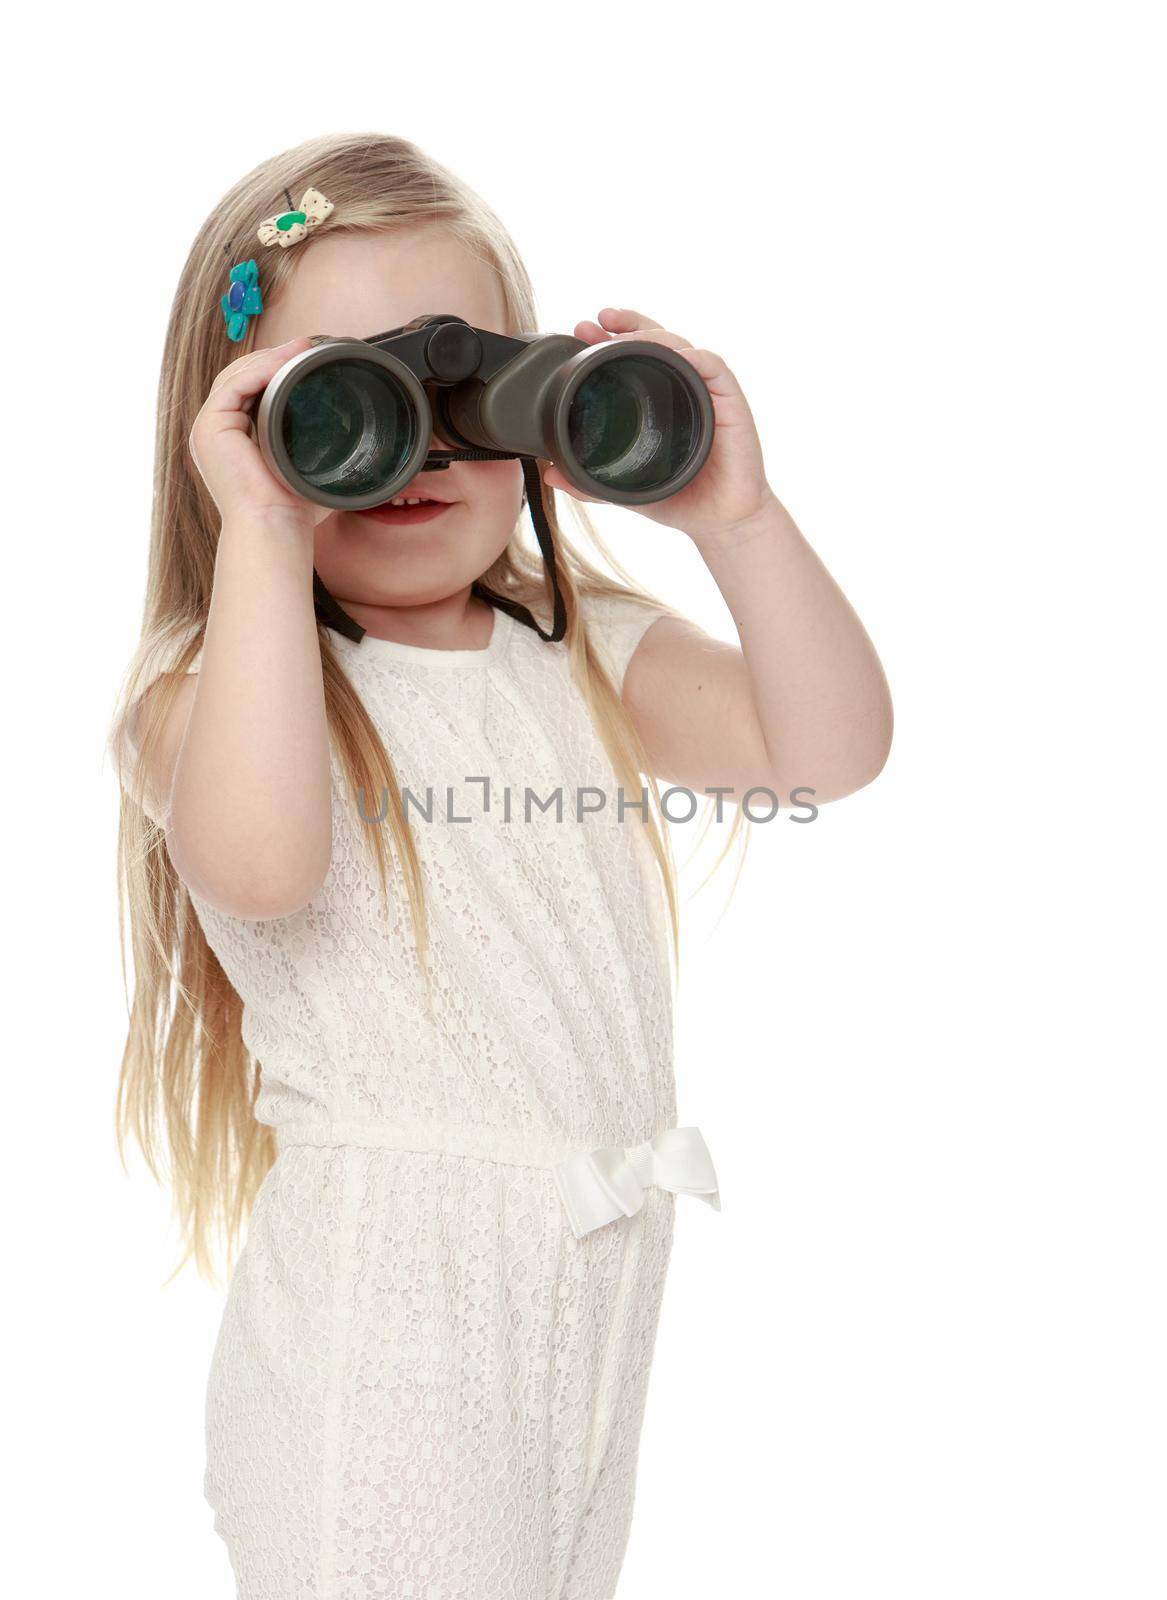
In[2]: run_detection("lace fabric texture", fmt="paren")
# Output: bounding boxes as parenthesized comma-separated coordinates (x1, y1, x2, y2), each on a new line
(206, 1146, 676, 1599)
(121, 593, 688, 1598)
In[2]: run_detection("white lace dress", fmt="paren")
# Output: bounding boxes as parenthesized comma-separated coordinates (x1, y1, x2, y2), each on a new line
(129, 592, 720, 1600)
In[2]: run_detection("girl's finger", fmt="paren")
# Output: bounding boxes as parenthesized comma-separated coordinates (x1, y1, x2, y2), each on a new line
(611, 328, 695, 354)
(541, 465, 602, 503)
(596, 307, 664, 333)
(674, 346, 743, 400)
(596, 309, 697, 348)
(204, 336, 316, 415)
(575, 321, 693, 354)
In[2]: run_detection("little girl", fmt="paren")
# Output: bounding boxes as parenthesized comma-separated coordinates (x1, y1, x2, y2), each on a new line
(110, 132, 892, 1600)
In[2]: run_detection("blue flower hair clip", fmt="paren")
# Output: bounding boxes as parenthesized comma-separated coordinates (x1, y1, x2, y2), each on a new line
(222, 258, 263, 343)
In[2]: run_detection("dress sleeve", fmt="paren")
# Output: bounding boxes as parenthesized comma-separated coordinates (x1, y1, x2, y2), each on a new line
(112, 622, 204, 827)
(139, 622, 205, 684)
(579, 590, 668, 695)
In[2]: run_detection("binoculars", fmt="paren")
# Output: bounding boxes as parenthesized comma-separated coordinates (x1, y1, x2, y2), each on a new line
(255, 313, 716, 512)
(252, 312, 715, 646)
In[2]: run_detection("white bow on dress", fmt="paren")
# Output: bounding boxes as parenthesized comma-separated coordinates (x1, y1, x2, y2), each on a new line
(552, 1125, 721, 1239)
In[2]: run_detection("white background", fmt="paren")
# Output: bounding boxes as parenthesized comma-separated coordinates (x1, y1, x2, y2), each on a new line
(7, 3, 1164, 1595)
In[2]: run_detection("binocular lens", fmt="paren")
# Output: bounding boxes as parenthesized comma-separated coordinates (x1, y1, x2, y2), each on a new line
(567, 355, 703, 492)
(280, 359, 419, 497)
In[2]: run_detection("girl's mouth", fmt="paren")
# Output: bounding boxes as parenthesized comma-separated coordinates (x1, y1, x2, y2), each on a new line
(358, 497, 454, 527)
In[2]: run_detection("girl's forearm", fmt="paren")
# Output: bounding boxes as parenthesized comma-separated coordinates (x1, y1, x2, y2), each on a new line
(694, 492, 894, 800)
(168, 513, 333, 917)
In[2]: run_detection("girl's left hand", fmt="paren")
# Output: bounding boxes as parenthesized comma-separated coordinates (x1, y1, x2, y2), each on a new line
(541, 308, 777, 546)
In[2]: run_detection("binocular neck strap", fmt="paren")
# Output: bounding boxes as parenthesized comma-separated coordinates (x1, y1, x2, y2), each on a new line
(312, 451, 568, 647)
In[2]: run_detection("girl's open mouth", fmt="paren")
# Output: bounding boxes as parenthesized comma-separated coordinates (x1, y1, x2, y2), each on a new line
(359, 498, 454, 527)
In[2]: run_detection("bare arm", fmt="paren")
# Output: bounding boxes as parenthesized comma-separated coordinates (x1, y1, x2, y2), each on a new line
(622, 492, 894, 805)
(134, 335, 336, 920)
(152, 514, 332, 919)
(543, 311, 892, 809)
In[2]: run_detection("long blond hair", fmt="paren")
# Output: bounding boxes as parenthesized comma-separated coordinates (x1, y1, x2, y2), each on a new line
(109, 132, 747, 1289)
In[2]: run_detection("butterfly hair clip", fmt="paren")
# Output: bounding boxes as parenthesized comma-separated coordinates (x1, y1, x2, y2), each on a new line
(256, 186, 335, 250)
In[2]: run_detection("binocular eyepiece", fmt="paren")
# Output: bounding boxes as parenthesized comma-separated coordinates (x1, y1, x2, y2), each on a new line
(254, 313, 716, 511)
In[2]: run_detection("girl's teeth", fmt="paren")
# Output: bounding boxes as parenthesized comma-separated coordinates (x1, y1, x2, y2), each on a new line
(389, 496, 432, 506)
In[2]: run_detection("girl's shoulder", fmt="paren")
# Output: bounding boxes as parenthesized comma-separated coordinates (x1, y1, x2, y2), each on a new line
(128, 618, 206, 694)
(576, 586, 675, 695)
(110, 619, 205, 826)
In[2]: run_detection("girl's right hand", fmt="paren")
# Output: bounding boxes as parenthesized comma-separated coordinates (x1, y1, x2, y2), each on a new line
(188, 337, 333, 530)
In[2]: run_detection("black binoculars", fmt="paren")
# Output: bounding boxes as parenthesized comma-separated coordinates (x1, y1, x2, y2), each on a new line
(253, 313, 715, 645)
(255, 313, 715, 511)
